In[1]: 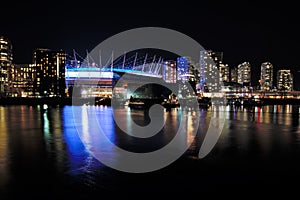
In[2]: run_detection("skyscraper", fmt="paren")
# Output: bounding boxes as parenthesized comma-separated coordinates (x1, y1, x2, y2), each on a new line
(176, 56, 198, 96)
(237, 62, 251, 86)
(199, 50, 223, 92)
(277, 70, 293, 91)
(177, 56, 195, 82)
(219, 63, 229, 82)
(33, 48, 66, 97)
(230, 67, 238, 83)
(0, 36, 13, 96)
(260, 62, 273, 91)
(163, 60, 176, 83)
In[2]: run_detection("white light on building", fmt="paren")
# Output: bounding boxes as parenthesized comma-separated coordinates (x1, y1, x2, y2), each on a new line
(277, 69, 293, 91)
(237, 62, 251, 86)
(260, 62, 273, 91)
(163, 60, 177, 83)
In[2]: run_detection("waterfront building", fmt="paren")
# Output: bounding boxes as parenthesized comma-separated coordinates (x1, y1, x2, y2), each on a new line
(237, 62, 251, 86)
(260, 62, 273, 91)
(33, 48, 66, 97)
(199, 50, 223, 92)
(277, 69, 293, 91)
(0, 36, 13, 96)
(177, 56, 195, 82)
(163, 60, 176, 83)
(176, 56, 198, 97)
(219, 63, 230, 82)
(10, 64, 36, 97)
(230, 67, 238, 83)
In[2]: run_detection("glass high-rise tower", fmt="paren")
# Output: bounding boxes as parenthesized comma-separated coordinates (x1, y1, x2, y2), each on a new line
(260, 62, 273, 91)
(277, 70, 293, 91)
(163, 60, 177, 83)
(33, 48, 66, 97)
(0, 36, 13, 96)
(199, 50, 223, 92)
(237, 62, 251, 86)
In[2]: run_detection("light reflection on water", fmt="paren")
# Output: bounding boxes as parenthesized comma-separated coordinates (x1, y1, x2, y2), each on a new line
(1, 105, 300, 195)
(222, 105, 300, 129)
(0, 107, 9, 189)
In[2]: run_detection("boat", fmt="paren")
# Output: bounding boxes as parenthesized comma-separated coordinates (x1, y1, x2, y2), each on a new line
(128, 96, 147, 109)
(128, 100, 146, 109)
(95, 97, 111, 106)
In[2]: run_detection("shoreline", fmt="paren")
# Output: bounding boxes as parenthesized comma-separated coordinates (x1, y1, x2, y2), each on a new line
(0, 97, 73, 106)
(1, 97, 300, 106)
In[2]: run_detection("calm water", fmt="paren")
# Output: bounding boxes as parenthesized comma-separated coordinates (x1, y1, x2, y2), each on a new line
(1, 105, 300, 198)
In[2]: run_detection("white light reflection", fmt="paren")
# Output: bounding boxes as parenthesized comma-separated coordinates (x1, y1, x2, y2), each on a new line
(81, 106, 91, 149)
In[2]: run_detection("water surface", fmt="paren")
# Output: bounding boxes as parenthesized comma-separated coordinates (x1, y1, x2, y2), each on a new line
(1, 105, 300, 198)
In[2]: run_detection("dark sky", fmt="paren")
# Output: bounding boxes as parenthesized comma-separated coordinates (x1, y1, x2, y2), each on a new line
(1, 0, 300, 88)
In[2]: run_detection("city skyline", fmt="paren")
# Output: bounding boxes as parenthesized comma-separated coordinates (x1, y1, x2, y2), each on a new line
(1, 0, 300, 86)
(1, 36, 297, 99)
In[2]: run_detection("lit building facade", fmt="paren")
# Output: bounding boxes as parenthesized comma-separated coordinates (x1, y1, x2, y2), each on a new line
(177, 56, 195, 82)
(176, 56, 198, 97)
(199, 50, 223, 92)
(277, 70, 293, 91)
(10, 64, 36, 97)
(33, 48, 66, 97)
(219, 63, 230, 82)
(230, 67, 238, 83)
(260, 62, 273, 91)
(0, 36, 13, 96)
(65, 68, 115, 97)
(163, 60, 177, 83)
(237, 62, 251, 86)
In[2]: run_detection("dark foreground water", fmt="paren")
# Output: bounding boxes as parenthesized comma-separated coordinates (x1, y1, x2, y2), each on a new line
(1, 105, 300, 198)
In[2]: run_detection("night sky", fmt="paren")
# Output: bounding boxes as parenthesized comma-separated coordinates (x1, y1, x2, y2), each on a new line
(1, 0, 300, 88)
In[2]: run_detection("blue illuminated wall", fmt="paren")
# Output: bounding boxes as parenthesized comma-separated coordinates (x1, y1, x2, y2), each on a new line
(177, 57, 189, 81)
